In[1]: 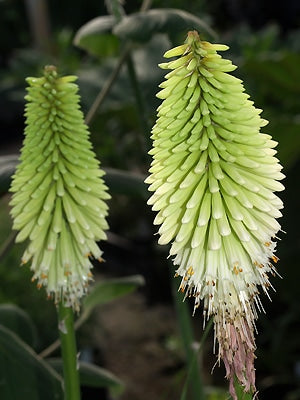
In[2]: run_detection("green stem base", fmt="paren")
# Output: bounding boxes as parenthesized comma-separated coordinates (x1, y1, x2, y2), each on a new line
(58, 303, 81, 400)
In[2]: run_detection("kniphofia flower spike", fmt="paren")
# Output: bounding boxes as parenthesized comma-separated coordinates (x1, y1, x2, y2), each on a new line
(146, 31, 284, 399)
(10, 66, 110, 310)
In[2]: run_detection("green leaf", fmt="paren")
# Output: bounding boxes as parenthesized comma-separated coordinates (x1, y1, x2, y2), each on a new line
(0, 154, 18, 196)
(113, 8, 217, 44)
(73, 15, 120, 57)
(242, 51, 300, 112)
(240, 51, 300, 169)
(0, 304, 37, 348)
(82, 275, 145, 319)
(205, 386, 229, 400)
(0, 325, 63, 400)
(104, 167, 148, 199)
(268, 115, 300, 169)
(48, 358, 123, 393)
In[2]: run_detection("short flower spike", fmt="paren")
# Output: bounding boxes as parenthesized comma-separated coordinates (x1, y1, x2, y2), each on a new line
(10, 66, 110, 310)
(146, 31, 284, 398)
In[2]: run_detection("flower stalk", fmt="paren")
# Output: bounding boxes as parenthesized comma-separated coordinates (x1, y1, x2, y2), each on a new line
(58, 303, 81, 400)
(146, 31, 284, 399)
(170, 266, 205, 400)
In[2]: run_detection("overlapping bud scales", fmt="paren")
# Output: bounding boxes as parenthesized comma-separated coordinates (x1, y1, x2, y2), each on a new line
(10, 66, 110, 310)
(146, 31, 284, 398)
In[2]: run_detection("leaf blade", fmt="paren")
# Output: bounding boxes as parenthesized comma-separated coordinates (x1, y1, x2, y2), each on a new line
(113, 9, 217, 43)
(48, 358, 123, 393)
(82, 275, 145, 319)
(0, 303, 37, 347)
(0, 325, 63, 400)
(0, 154, 18, 196)
(73, 15, 120, 57)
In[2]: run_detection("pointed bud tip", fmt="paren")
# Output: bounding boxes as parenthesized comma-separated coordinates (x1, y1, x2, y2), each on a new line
(44, 65, 57, 73)
(44, 65, 58, 79)
(186, 31, 229, 52)
(187, 30, 200, 40)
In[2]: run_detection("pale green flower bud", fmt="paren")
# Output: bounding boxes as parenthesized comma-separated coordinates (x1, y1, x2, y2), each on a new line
(10, 66, 110, 310)
(146, 31, 284, 398)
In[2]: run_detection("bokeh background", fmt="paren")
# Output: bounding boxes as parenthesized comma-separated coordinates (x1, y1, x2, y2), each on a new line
(0, 1, 299, 399)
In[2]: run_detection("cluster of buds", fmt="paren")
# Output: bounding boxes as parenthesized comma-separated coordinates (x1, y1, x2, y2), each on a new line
(10, 66, 110, 310)
(146, 31, 284, 398)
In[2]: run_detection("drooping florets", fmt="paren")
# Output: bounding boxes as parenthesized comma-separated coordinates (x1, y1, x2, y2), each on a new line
(146, 31, 284, 398)
(10, 66, 110, 310)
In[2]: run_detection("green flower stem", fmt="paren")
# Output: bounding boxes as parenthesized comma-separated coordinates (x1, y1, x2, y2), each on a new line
(39, 310, 85, 359)
(0, 231, 17, 262)
(126, 54, 151, 151)
(109, 0, 151, 152)
(110, 0, 124, 22)
(233, 379, 254, 400)
(85, 45, 130, 126)
(170, 263, 205, 400)
(58, 303, 81, 400)
(85, 0, 152, 127)
(140, 0, 152, 11)
(180, 318, 213, 400)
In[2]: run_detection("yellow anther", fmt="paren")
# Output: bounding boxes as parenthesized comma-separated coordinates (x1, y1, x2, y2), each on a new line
(187, 266, 194, 276)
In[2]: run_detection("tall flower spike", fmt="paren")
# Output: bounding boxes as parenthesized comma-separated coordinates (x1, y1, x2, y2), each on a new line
(146, 31, 284, 399)
(10, 66, 110, 310)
